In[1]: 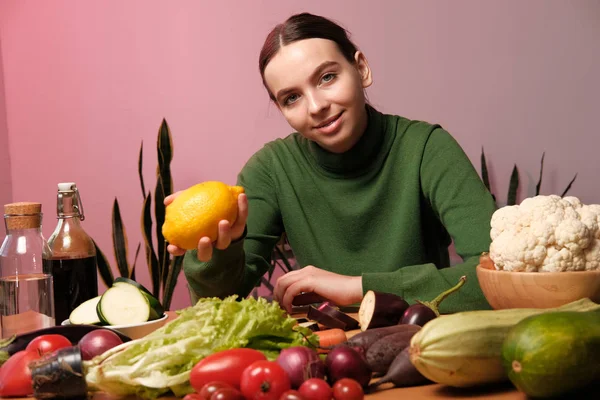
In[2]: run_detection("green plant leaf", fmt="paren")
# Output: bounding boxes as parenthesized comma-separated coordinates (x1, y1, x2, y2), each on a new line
(130, 242, 141, 281)
(535, 152, 545, 196)
(507, 165, 519, 206)
(273, 244, 294, 273)
(155, 119, 174, 288)
(561, 173, 578, 197)
(112, 198, 130, 278)
(138, 141, 145, 199)
(260, 276, 275, 293)
(162, 255, 184, 311)
(142, 192, 160, 297)
(480, 147, 496, 202)
(93, 239, 114, 288)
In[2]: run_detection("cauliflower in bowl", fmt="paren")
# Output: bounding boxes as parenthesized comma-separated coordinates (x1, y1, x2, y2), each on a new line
(489, 195, 600, 272)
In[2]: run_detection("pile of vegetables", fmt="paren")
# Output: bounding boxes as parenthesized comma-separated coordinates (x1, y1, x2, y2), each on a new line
(0, 327, 126, 397)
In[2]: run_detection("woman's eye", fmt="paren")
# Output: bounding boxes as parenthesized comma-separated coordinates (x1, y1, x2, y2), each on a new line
(321, 73, 336, 83)
(284, 94, 299, 105)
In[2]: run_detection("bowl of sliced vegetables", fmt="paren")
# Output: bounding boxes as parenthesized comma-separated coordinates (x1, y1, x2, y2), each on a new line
(64, 277, 169, 339)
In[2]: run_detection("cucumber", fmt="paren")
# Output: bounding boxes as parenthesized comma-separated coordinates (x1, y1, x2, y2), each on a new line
(112, 279, 164, 320)
(69, 295, 102, 325)
(96, 284, 151, 325)
(502, 310, 600, 398)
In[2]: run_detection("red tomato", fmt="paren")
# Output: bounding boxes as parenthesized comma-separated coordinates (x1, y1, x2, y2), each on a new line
(240, 360, 291, 400)
(26, 334, 72, 356)
(200, 381, 235, 400)
(298, 378, 331, 400)
(0, 350, 40, 397)
(190, 348, 267, 391)
(332, 378, 364, 400)
(211, 387, 245, 400)
(279, 389, 305, 400)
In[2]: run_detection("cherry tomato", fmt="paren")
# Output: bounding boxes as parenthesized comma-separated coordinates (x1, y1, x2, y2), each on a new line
(279, 389, 305, 400)
(298, 378, 331, 400)
(190, 348, 267, 391)
(0, 350, 40, 397)
(211, 387, 245, 400)
(332, 378, 364, 400)
(200, 381, 235, 400)
(240, 360, 291, 400)
(183, 394, 205, 400)
(26, 334, 72, 356)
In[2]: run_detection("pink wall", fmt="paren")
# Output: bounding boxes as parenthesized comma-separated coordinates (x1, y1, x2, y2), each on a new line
(0, 36, 11, 208)
(1, 0, 599, 311)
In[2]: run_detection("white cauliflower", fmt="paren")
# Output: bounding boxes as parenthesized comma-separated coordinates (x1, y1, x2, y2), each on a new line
(489, 195, 600, 272)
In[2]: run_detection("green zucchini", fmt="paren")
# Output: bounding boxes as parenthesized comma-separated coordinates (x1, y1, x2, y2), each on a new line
(112, 279, 164, 320)
(96, 284, 151, 325)
(69, 295, 102, 325)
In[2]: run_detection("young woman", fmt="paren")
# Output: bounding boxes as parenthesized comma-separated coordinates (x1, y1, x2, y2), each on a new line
(167, 13, 497, 314)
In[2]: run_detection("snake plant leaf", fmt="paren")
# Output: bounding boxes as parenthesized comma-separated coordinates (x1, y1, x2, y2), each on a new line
(138, 141, 145, 199)
(155, 119, 174, 288)
(507, 165, 520, 206)
(112, 198, 130, 278)
(273, 244, 294, 273)
(142, 192, 160, 297)
(535, 152, 545, 196)
(480, 147, 496, 202)
(93, 239, 114, 288)
(130, 242, 141, 281)
(561, 173, 578, 197)
(162, 255, 184, 311)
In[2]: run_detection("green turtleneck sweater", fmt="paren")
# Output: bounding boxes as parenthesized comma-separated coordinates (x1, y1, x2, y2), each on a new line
(183, 106, 497, 313)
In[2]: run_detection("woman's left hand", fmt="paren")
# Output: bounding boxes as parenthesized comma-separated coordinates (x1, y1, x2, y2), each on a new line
(273, 266, 363, 314)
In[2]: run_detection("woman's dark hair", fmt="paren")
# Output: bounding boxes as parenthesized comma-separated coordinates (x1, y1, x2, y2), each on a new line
(259, 13, 359, 101)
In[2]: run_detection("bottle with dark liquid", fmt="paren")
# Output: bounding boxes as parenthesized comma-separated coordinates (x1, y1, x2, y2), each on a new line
(44, 183, 97, 325)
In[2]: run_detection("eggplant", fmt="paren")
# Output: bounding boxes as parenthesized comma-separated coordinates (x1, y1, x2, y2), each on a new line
(369, 347, 430, 390)
(365, 329, 420, 375)
(307, 305, 359, 331)
(346, 324, 420, 353)
(0, 324, 131, 357)
(358, 291, 409, 330)
(399, 275, 467, 327)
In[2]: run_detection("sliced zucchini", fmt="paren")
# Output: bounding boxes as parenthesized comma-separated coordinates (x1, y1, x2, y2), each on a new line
(113, 280, 164, 320)
(69, 295, 102, 325)
(113, 277, 152, 295)
(97, 284, 150, 325)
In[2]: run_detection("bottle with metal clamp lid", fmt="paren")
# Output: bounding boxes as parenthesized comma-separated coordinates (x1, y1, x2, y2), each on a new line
(44, 182, 97, 325)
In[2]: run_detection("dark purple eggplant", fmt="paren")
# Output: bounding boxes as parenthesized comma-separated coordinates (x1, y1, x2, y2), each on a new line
(307, 305, 359, 331)
(369, 347, 430, 390)
(0, 324, 131, 357)
(358, 291, 409, 330)
(365, 329, 420, 375)
(400, 275, 467, 327)
(346, 324, 420, 353)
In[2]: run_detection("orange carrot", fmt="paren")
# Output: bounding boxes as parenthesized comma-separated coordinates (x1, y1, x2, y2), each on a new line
(313, 328, 347, 352)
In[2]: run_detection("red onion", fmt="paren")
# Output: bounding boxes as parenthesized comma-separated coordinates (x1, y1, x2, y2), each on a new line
(325, 345, 372, 388)
(78, 329, 123, 360)
(276, 346, 326, 389)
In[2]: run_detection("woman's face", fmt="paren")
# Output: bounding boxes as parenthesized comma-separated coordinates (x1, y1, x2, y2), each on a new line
(263, 38, 373, 153)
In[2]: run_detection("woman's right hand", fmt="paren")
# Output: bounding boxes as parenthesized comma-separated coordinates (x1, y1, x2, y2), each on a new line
(164, 192, 249, 262)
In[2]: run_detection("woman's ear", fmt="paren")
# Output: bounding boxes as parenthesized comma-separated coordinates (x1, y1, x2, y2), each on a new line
(354, 51, 373, 88)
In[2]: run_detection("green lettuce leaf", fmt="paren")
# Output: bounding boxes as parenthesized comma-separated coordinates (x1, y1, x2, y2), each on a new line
(84, 296, 318, 399)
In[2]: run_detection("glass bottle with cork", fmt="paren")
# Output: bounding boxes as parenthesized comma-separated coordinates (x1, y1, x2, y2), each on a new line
(45, 183, 98, 325)
(0, 202, 55, 338)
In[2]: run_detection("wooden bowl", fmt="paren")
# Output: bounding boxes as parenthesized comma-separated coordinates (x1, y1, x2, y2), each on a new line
(476, 255, 600, 309)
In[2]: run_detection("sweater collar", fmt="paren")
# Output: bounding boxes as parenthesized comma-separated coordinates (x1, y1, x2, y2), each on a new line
(306, 104, 387, 176)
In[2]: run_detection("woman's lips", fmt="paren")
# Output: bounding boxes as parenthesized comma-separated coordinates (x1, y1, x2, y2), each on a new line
(314, 112, 343, 135)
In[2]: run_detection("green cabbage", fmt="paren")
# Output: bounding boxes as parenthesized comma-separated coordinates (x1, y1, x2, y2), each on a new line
(84, 296, 318, 399)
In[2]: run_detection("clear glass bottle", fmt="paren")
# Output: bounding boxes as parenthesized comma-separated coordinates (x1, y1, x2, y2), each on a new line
(45, 183, 97, 325)
(0, 202, 55, 338)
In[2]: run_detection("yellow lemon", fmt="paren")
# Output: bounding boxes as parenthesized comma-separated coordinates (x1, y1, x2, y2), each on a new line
(162, 181, 245, 250)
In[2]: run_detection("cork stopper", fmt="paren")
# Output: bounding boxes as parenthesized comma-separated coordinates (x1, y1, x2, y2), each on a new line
(4, 202, 43, 230)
